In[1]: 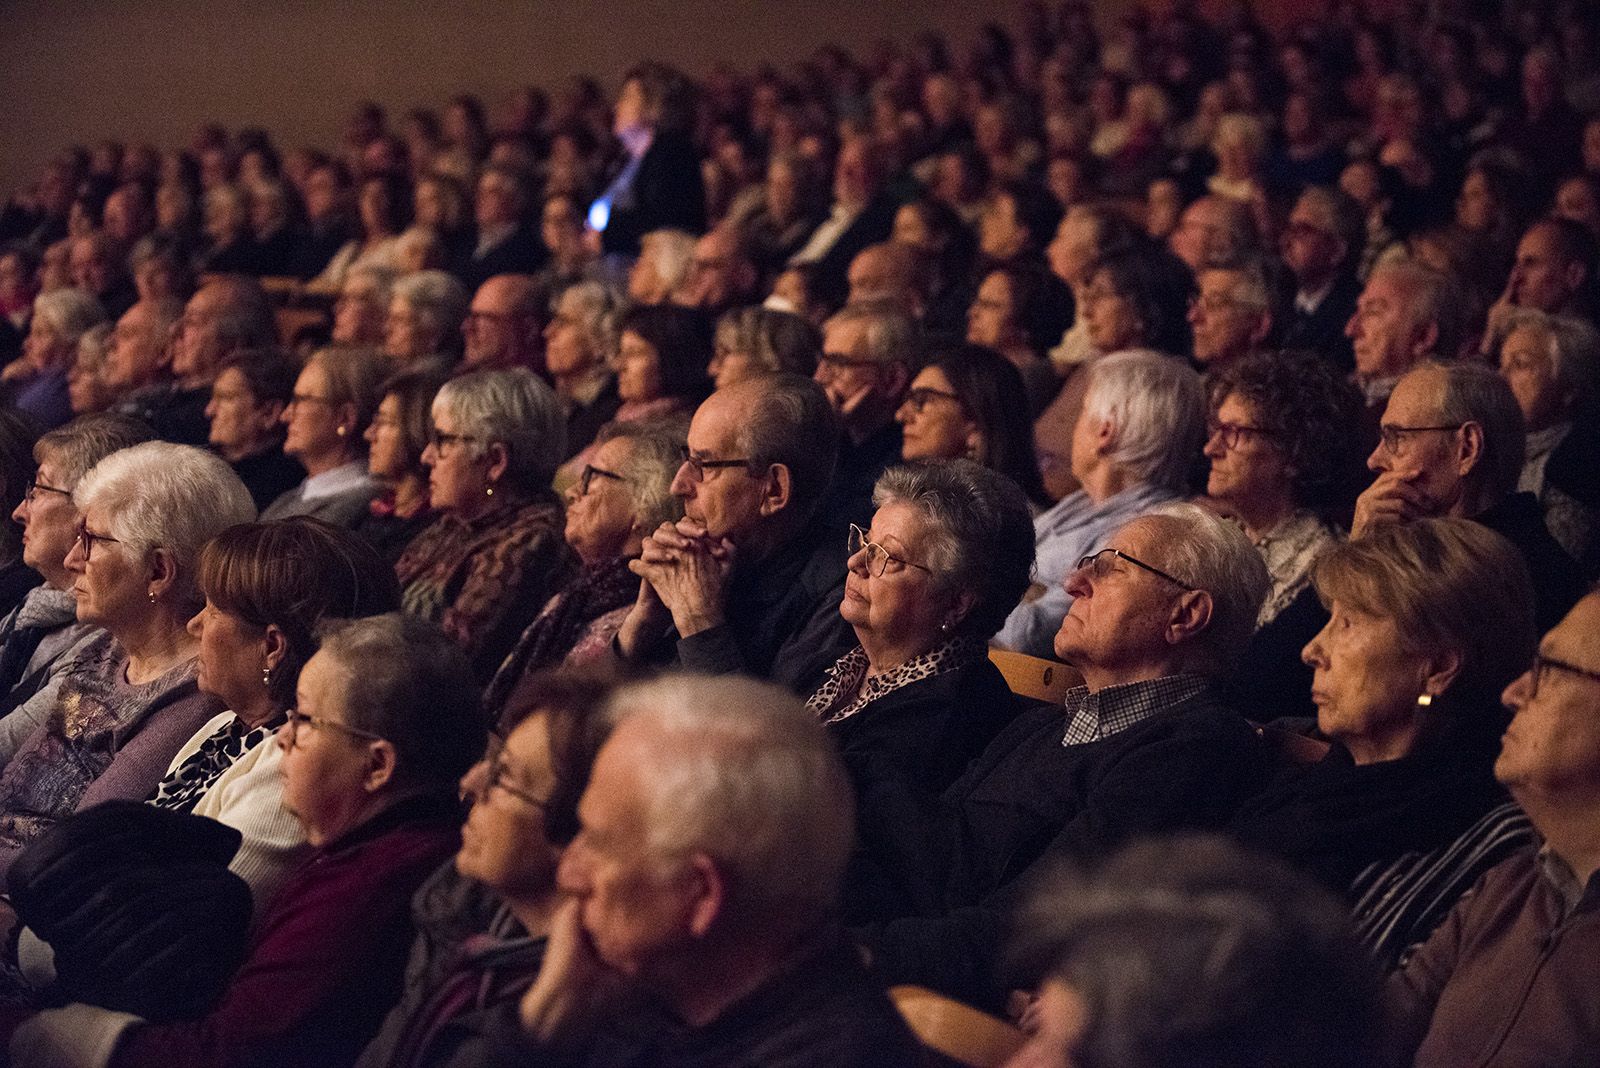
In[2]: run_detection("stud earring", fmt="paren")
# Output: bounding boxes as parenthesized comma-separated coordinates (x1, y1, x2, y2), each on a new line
(336, 425, 347, 437)
(147, 591, 157, 604)
(1416, 692, 1433, 708)
(485, 484, 495, 497)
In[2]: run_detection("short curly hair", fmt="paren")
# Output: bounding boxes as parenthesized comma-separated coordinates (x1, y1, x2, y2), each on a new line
(1206, 351, 1364, 512)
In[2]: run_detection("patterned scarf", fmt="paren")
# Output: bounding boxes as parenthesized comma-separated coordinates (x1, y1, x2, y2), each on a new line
(806, 636, 988, 725)
(149, 712, 285, 814)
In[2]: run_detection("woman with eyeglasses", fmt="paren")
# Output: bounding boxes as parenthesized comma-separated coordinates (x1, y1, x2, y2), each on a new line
(1228, 518, 1536, 969)
(262, 347, 389, 527)
(895, 343, 1051, 511)
(356, 367, 448, 565)
(1202, 351, 1365, 719)
(483, 420, 684, 717)
(355, 670, 614, 1068)
(12, 614, 488, 1067)
(0, 443, 255, 884)
(808, 461, 1033, 920)
(396, 368, 575, 683)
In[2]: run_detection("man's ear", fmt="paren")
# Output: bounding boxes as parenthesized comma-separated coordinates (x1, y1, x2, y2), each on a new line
(882, 361, 912, 401)
(1455, 421, 1485, 478)
(1413, 319, 1442, 359)
(1166, 589, 1214, 646)
(1250, 309, 1273, 347)
(1094, 414, 1118, 457)
(684, 852, 726, 939)
(757, 462, 793, 517)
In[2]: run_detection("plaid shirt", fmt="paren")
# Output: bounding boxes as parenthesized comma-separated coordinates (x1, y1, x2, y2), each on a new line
(1061, 673, 1211, 746)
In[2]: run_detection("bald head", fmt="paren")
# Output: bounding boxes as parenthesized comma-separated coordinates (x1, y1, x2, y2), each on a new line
(463, 274, 544, 370)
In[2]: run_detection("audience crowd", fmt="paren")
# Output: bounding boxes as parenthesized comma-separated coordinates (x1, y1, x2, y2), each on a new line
(0, 0, 1598, 1064)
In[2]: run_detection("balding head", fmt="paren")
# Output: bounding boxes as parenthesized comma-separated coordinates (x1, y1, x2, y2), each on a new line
(463, 274, 545, 370)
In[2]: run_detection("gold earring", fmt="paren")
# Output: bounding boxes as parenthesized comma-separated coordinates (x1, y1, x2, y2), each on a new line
(147, 591, 157, 604)
(1416, 693, 1433, 708)
(336, 425, 347, 437)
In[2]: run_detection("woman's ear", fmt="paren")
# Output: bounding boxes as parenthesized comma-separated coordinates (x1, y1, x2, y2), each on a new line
(943, 589, 978, 633)
(262, 623, 289, 673)
(1420, 650, 1463, 701)
(364, 739, 399, 793)
(146, 547, 179, 601)
(484, 441, 511, 485)
(335, 402, 359, 443)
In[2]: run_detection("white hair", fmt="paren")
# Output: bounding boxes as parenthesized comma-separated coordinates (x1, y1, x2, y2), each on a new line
(1082, 349, 1205, 491)
(605, 674, 854, 936)
(435, 367, 566, 491)
(73, 442, 257, 610)
(641, 229, 697, 296)
(33, 288, 107, 348)
(392, 269, 468, 339)
(343, 264, 398, 305)
(1138, 501, 1270, 675)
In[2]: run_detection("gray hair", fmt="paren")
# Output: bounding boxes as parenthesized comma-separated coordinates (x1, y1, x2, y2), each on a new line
(73, 441, 256, 611)
(1421, 360, 1527, 502)
(554, 280, 621, 363)
(640, 229, 697, 296)
(343, 264, 398, 305)
(726, 373, 841, 520)
(714, 306, 821, 377)
(1371, 260, 1467, 361)
(436, 367, 565, 491)
(1294, 185, 1363, 254)
(605, 673, 854, 937)
(308, 347, 390, 452)
(873, 460, 1035, 638)
(1082, 350, 1205, 491)
(37, 412, 157, 488)
(822, 299, 920, 369)
(1496, 308, 1600, 413)
(1212, 112, 1266, 161)
(315, 613, 486, 789)
(1203, 261, 1271, 312)
(33, 288, 107, 348)
(595, 418, 687, 532)
(392, 269, 469, 341)
(1138, 501, 1270, 675)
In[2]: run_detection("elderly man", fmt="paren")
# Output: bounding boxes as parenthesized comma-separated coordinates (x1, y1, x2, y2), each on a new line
(814, 300, 918, 529)
(461, 274, 545, 374)
(859, 503, 1272, 1006)
(69, 233, 137, 321)
(1391, 591, 1600, 1066)
(462, 165, 545, 291)
(672, 225, 757, 315)
(1355, 360, 1586, 631)
(118, 278, 274, 445)
(1483, 218, 1600, 351)
(1167, 194, 1259, 274)
(788, 135, 898, 309)
(1187, 261, 1274, 374)
(1344, 260, 1464, 418)
(627, 229, 696, 306)
(994, 349, 1204, 658)
(1278, 185, 1363, 370)
(845, 242, 929, 317)
(616, 374, 852, 693)
(491, 674, 922, 1066)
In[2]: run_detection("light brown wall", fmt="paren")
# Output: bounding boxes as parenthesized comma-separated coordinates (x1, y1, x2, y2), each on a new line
(0, 0, 1027, 194)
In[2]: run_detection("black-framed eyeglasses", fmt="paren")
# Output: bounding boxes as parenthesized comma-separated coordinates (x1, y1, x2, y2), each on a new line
(1375, 423, 1465, 453)
(486, 747, 551, 809)
(282, 707, 385, 750)
(1206, 420, 1274, 451)
(815, 352, 883, 378)
(1528, 653, 1600, 698)
(578, 464, 625, 497)
(429, 430, 478, 454)
(24, 480, 71, 504)
(74, 522, 120, 562)
(1073, 547, 1195, 591)
(847, 523, 933, 578)
(678, 445, 752, 482)
(903, 386, 963, 414)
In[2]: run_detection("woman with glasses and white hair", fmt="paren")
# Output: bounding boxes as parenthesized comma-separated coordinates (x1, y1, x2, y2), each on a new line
(262, 347, 389, 527)
(808, 461, 1034, 919)
(396, 368, 575, 682)
(0, 442, 254, 883)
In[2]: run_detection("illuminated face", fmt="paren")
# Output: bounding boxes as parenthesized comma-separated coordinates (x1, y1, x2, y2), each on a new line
(840, 500, 952, 647)
(1346, 271, 1426, 381)
(897, 366, 976, 462)
(1499, 324, 1567, 431)
(1497, 595, 1600, 796)
(1203, 393, 1292, 513)
(1302, 599, 1432, 757)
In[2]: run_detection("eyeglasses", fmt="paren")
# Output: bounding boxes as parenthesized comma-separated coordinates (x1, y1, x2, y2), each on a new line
(282, 707, 385, 750)
(74, 522, 120, 562)
(903, 386, 963, 414)
(815, 352, 883, 378)
(1206, 420, 1274, 451)
(24, 480, 71, 504)
(578, 464, 625, 497)
(847, 523, 933, 578)
(678, 445, 751, 482)
(429, 430, 478, 453)
(1528, 653, 1600, 698)
(1073, 547, 1195, 590)
(486, 747, 550, 809)
(1376, 423, 1464, 453)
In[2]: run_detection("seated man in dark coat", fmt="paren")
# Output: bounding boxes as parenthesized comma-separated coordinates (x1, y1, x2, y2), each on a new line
(856, 502, 1274, 1009)
(615, 373, 854, 694)
(1352, 360, 1587, 634)
(483, 674, 924, 1068)
(461, 166, 546, 293)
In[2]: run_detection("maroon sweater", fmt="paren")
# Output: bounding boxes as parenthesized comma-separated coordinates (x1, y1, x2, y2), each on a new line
(109, 793, 462, 1068)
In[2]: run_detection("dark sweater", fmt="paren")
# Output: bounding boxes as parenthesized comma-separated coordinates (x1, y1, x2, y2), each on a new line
(1474, 491, 1588, 635)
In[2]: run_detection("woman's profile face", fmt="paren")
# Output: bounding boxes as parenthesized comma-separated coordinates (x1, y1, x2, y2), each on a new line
(1302, 598, 1435, 761)
(187, 598, 268, 711)
(456, 712, 563, 897)
(898, 366, 978, 463)
(564, 436, 639, 565)
(841, 500, 953, 651)
(1202, 393, 1293, 513)
(615, 330, 663, 403)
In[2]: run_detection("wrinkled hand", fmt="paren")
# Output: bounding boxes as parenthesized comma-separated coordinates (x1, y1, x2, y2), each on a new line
(628, 520, 735, 638)
(1352, 469, 1435, 538)
(0, 358, 34, 384)
(520, 899, 624, 1051)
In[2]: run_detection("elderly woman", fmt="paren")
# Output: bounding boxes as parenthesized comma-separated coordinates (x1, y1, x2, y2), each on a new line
(707, 305, 820, 389)
(1494, 309, 1600, 572)
(897, 343, 1050, 509)
(11, 614, 486, 1067)
(1080, 248, 1193, 359)
(809, 461, 1032, 918)
(543, 280, 622, 459)
(200, 184, 263, 275)
(313, 174, 409, 290)
(1229, 519, 1535, 944)
(397, 368, 574, 681)
(67, 324, 116, 416)
(384, 269, 468, 370)
(1203, 351, 1365, 718)
(3, 288, 107, 430)
(357, 367, 447, 564)
(332, 265, 399, 347)
(205, 348, 306, 513)
(0, 443, 255, 880)
(355, 670, 613, 1068)
(485, 420, 684, 714)
(262, 347, 388, 526)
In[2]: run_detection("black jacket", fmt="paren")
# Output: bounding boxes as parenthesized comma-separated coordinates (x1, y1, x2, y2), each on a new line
(461, 226, 547, 293)
(1278, 268, 1360, 372)
(1475, 491, 1588, 634)
(600, 130, 706, 258)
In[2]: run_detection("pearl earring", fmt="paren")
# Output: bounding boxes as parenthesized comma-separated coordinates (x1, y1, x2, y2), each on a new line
(485, 484, 495, 497)
(262, 664, 272, 688)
